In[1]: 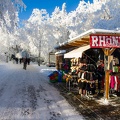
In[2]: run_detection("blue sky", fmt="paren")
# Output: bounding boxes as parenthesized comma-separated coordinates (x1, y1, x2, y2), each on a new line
(19, 0, 92, 20)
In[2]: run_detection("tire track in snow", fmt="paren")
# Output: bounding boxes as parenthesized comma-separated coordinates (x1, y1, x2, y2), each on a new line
(0, 68, 24, 119)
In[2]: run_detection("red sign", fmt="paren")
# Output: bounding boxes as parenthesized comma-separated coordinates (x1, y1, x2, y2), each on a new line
(90, 34, 120, 48)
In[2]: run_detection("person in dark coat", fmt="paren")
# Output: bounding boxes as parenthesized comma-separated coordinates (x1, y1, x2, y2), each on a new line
(27, 58, 30, 65)
(23, 57, 28, 70)
(15, 57, 18, 64)
(20, 58, 22, 64)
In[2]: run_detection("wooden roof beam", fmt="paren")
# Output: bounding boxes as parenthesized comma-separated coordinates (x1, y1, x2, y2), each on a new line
(69, 41, 89, 44)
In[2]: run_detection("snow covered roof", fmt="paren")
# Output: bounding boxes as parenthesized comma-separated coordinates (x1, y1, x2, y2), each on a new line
(55, 29, 120, 50)
(55, 50, 66, 55)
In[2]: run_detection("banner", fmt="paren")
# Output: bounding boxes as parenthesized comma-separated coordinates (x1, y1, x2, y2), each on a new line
(90, 34, 120, 48)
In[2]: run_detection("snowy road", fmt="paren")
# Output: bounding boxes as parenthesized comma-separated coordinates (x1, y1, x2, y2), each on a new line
(0, 62, 84, 120)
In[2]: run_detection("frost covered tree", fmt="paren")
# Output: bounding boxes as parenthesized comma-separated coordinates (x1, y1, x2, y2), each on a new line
(0, 0, 25, 32)
(49, 3, 70, 44)
(0, 0, 25, 61)
(60, 0, 120, 38)
(93, 0, 120, 30)
(23, 9, 57, 62)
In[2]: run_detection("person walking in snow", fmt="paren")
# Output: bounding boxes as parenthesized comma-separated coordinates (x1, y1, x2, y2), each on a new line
(21, 50, 30, 70)
(27, 58, 30, 65)
(23, 57, 28, 70)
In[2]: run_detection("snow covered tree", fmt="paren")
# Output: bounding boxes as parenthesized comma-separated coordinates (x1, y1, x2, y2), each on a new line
(0, 0, 26, 61)
(0, 0, 26, 32)
(23, 9, 57, 62)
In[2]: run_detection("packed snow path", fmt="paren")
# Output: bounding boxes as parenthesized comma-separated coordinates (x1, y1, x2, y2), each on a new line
(0, 62, 84, 120)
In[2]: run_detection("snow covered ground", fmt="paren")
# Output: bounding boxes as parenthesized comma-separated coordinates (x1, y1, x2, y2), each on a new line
(0, 61, 84, 120)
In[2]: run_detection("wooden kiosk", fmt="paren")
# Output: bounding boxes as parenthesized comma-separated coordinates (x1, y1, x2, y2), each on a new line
(55, 29, 120, 100)
(55, 50, 66, 70)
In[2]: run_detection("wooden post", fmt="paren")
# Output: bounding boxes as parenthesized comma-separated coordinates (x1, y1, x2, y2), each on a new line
(105, 70, 110, 99)
(102, 48, 116, 100)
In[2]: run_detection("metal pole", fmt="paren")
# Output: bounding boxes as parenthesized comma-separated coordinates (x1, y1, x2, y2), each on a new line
(38, 29, 41, 66)
(38, 40, 41, 66)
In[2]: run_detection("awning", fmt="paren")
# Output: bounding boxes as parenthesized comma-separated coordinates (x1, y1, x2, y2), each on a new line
(64, 45, 90, 58)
